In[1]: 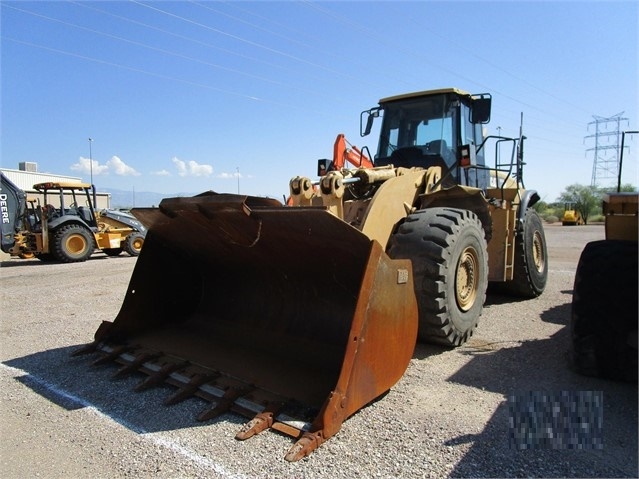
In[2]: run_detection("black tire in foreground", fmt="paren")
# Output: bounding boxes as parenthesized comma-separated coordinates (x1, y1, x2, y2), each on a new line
(388, 208, 488, 347)
(571, 239, 638, 382)
(494, 208, 548, 298)
(124, 232, 144, 256)
(52, 224, 95, 263)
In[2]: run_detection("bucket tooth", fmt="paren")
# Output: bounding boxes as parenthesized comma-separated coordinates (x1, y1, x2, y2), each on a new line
(92, 345, 132, 366)
(197, 386, 251, 422)
(113, 351, 161, 379)
(235, 402, 283, 440)
(285, 431, 325, 462)
(134, 360, 189, 392)
(164, 373, 216, 406)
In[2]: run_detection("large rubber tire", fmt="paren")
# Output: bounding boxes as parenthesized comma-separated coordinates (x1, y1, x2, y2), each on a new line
(52, 224, 95, 263)
(388, 208, 488, 347)
(497, 208, 548, 297)
(571, 240, 638, 382)
(124, 232, 144, 256)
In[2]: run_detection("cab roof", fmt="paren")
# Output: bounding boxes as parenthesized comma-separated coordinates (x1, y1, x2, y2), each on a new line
(33, 182, 92, 190)
(379, 87, 471, 104)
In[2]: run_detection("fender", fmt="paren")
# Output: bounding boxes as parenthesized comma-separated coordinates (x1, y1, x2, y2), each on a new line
(517, 189, 541, 229)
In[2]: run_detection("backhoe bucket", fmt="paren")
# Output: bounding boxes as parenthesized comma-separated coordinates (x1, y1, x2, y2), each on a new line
(80, 193, 417, 461)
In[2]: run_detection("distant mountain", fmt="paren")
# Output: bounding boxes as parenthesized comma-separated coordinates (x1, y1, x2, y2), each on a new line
(101, 187, 198, 209)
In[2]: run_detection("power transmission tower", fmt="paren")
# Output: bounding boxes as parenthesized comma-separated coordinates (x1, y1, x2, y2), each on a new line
(585, 113, 629, 189)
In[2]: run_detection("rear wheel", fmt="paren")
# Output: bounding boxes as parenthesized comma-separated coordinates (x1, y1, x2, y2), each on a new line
(571, 240, 638, 382)
(124, 232, 144, 256)
(52, 224, 95, 263)
(388, 208, 488, 347)
(496, 208, 547, 297)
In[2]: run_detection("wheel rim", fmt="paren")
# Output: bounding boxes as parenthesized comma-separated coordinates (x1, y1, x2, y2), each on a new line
(532, 231, 545, 273)
(456, 246, 479, 311)
(132, 237, 144, 253)
(65, 234, 87, 256)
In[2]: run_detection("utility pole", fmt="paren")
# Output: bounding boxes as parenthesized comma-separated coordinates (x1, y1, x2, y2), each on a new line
(88, 137, 94, 186)
(88, 137, 97, 206)
(618, 131, 638, 192)
(585, 113, 629, 189)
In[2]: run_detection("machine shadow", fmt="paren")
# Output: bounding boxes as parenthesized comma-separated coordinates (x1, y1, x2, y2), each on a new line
(442, 317, 638, 478)
(3, 345, 243, 434)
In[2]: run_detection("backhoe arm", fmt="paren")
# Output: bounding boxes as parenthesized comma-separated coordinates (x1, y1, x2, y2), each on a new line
(333, 133, 374, 170)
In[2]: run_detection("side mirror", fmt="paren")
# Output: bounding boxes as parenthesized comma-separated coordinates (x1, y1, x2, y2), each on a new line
(360, 107, 380, 137)
(471, 94, 492, 124)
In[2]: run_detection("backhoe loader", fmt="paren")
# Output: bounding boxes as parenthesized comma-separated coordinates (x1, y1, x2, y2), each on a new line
(76, 87, 547, 461)
(0, 174, 146, 262)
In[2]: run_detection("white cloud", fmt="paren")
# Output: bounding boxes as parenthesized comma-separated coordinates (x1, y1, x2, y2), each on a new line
(217, 172, 239, 179)
(70, 156, 109, 176)
(218, 171, 253, 180)
(107, 156, 140, 176)
(70, 155, 139, 177)
(151, 169, 171, 176)
(172, 157, 213, 177)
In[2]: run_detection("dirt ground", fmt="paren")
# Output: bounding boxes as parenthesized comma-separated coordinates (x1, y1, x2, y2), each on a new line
(0, 223, 637, 478)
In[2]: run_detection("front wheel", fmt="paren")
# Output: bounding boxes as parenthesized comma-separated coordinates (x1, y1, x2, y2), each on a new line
(388, 208, 488, 347)
(124, 232, 144, 256)
(52, 224, 95, 263)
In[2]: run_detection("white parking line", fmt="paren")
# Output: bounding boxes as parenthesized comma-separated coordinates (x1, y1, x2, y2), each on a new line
(0, 363, 247, 479)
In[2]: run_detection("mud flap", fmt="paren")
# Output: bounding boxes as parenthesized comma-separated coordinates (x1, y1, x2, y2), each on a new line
(79, 193, 418, 460)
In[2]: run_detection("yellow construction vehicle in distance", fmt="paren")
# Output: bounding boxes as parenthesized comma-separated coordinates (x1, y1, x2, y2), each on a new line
(562, 203, 585, 225)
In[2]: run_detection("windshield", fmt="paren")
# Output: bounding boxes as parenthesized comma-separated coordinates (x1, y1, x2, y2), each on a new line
(377, 94, 457, 166)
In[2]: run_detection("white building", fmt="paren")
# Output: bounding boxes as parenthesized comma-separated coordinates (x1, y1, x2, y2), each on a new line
(1, 162, 111, 209)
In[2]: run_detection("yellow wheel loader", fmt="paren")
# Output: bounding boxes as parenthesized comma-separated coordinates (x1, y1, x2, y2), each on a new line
(0, 175, 146, 262)
(561, 203, 585, 225)
(570, 131, 638, 382)
(76, 88, 548, 460)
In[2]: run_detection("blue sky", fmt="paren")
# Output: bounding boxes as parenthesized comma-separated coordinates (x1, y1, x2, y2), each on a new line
(2, 1, 637, 204)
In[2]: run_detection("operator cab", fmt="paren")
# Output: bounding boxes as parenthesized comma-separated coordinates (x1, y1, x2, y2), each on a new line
(362, 88, 491, 189)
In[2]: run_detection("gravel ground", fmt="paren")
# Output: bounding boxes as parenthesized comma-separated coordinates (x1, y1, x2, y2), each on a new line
(1, 223, 637, 478)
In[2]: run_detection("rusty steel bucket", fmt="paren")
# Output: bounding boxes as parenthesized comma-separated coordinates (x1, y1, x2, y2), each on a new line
(78, 193, 417, 461)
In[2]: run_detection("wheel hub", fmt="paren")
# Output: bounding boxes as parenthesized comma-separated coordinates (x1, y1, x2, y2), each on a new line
(66, 235, 87, 255)
(532, 231, 545, 273)
(456, 246, 479, 311)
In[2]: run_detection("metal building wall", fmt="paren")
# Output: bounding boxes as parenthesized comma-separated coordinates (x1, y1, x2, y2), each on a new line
(0, 168, 111, 209)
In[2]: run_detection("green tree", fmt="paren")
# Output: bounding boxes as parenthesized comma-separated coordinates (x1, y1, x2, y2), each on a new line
(557, 184, 601, 225)
(601, 183, 637, 193)
(532, 200, 548, 214)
